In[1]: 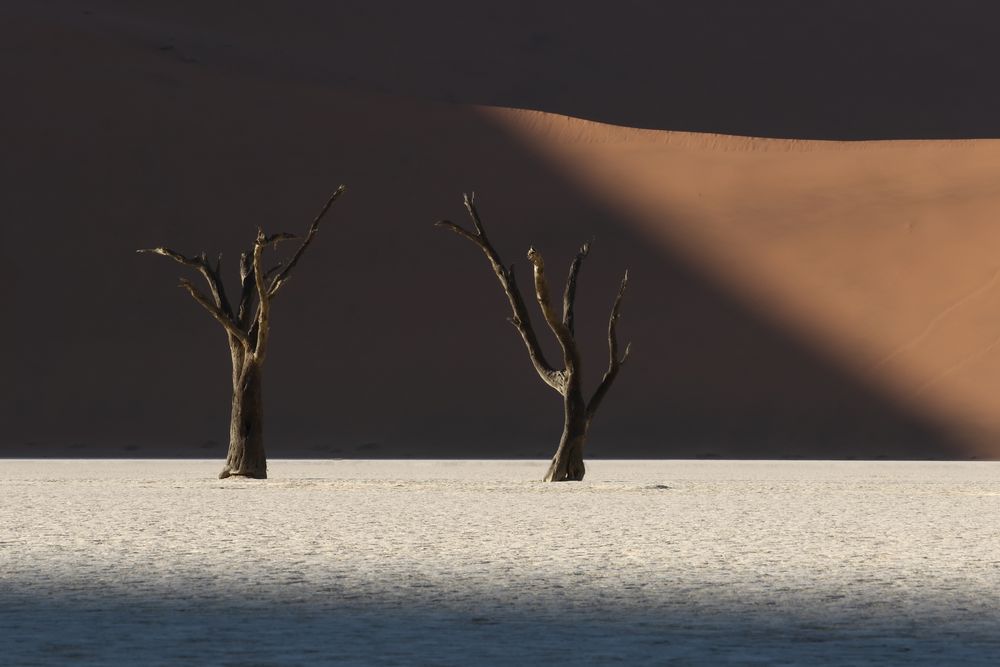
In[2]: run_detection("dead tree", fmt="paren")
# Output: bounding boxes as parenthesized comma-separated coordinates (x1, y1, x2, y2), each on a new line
(437, 193, 631, 481)
(139, 186, 345, 479)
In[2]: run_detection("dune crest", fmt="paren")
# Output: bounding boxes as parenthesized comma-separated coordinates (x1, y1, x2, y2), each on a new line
(484, 106, 997, 153)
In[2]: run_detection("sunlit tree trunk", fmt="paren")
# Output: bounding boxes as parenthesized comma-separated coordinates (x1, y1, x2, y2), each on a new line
(140, 186, 345, 479)
(544, 392, 589, 482)
(221, 354, 266, 479)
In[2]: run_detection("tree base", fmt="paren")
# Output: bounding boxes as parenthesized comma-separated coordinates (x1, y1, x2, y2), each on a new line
(543, 449, 586, 482)
(218, 467, 267, 480)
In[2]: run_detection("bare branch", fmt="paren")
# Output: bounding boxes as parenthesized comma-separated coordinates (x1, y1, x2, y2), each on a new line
(138, 246, 234, 319)
(587, 271, 631, 418)
(264, 261, 284, 281)
(436, 196, 564, 393)
(435, 220, 480, 245)
(527, 246, 579, 370)
(261, 232, 298, 246)
(208, 255, 234, 321)
(244, 255, 261, 352)
(138, 246, 201, 267)
(562, 241, 591, 336)
(178, 279, 250, 348)
(251, 235, 298, 299)
(267, 185, 346, 298)
(435, 193, 493, 247)
(252, 228, 271, 360)
(505, 266, 565, 392)
(463, 192, 487, 238)
(237, 251, 255, 328)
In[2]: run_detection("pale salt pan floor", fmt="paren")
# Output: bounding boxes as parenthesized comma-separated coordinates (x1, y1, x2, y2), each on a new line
(2, 459, 999, 665)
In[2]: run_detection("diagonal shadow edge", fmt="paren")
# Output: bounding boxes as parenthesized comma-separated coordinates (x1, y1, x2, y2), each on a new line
(463, 107, 977, 460)
(0, 10, 983, 460)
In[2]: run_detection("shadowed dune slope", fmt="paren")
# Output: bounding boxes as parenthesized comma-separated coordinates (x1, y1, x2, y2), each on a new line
(2, 6, 999, 459)
(10, 0, 1000, 140)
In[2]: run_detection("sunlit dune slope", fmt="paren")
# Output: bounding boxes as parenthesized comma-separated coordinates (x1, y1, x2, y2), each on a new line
(2, 5, 1000, 458)
(490, 109, 1000, 457)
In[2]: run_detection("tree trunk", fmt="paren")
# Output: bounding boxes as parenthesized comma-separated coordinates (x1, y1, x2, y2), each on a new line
(543, 394, 590, 482)
(219, 358, 266, 479)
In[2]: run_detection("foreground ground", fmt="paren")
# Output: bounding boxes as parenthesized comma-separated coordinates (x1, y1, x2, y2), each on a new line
(1, 459, 998, 665)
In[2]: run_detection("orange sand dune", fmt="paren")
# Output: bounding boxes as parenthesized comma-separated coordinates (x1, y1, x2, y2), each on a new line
(2, 4, 1000, 458)
(491, 110, 1000, 457)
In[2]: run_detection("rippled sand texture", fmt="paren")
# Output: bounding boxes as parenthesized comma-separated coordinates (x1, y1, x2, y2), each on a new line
(2, 460, 999, 665)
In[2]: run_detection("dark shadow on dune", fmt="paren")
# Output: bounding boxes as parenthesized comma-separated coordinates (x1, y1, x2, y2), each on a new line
(24, 0, 1000, 140)
(437, 0, 1000, 140)
(0, 4, 982, 459)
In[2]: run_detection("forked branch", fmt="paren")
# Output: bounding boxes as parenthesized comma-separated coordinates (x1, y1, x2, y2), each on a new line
(268, 185, 346, 298)
(587, 271, 631, 418)
(178, 279, 250, 347)
(138, 247, 233, 318)
(251, 227, 295, 360)
(527, 246, 578, 370)
(436, 193, 564, 393)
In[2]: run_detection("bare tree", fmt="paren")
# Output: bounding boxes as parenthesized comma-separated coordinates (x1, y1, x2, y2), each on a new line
(438, 193, 631, 481)
(139, 186, 345, 479)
